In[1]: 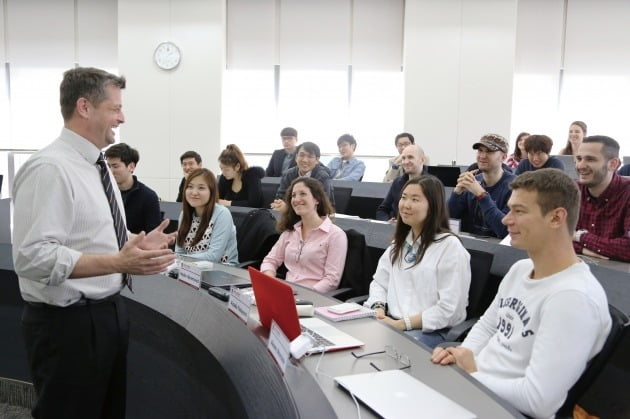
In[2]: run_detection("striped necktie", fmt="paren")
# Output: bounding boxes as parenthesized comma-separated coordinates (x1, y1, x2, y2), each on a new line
(96, 153, 132, 291)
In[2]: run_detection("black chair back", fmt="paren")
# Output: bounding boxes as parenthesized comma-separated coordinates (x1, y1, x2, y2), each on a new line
(333, 186, 353, 214)
(335, 229, 374, 300)
(236, 208, 280, 268)
(556, 305, 629, 417)
(466, 248, 495, 319)
(261, 182, 278, 208)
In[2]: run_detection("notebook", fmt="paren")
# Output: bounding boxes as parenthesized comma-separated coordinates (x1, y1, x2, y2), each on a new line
(248, 267, 364, 352)
(201, 270, 251, 290)
(314, 304, 376, 322)
(335, 369, 477, 419)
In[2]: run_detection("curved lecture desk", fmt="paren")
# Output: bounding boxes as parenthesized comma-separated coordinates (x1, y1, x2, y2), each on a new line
(0, 260, 522, 418)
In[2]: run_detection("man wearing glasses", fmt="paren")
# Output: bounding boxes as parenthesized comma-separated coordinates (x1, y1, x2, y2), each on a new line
(433, 169, 611, 418)
(448, 134, 516, 238)
(271, 141, 335, 211)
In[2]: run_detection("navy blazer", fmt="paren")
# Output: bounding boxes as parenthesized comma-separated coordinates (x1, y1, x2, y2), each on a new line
(266, 149, 296, 177)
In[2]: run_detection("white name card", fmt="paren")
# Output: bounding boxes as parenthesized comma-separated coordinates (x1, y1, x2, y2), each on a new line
(267, 320, 291, 374)
(178, 261, 202, 290)
(227, 286, 251, 323)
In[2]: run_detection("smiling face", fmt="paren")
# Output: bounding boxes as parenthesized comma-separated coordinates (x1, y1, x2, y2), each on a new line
(290, 181, 318, 218)
(476, 146, 505, 173)
(568, 124, 585, 148)
(527, 151, 549, 169)
(517, 135, 529, 154)
(400, 145, 425, 177)
(88, 85, 125, 149)
(185, 175, 212, 214)
(502, 188, 550, 253)
(395, 136, 412, 155)
(575, 142, 616, 190)
(181, 157, 202, 178)
(398, 183, 429, 234)
(295, 149, 319, 174)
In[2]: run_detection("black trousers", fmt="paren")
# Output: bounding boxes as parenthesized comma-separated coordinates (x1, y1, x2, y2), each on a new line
(21, 294, 129, 419)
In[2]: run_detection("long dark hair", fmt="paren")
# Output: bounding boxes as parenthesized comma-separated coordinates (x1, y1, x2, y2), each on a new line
(177, 168, 218, 248)
(276, 177, 333, 232)
(512, 132, 530, 161)
(390, 176, 454, 268)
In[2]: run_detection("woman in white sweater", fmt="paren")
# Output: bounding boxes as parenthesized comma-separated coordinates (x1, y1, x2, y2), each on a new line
(365, 175, 471, 348)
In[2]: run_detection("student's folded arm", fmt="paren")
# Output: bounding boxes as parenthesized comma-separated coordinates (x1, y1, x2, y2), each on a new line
(580, 232, 630, 262)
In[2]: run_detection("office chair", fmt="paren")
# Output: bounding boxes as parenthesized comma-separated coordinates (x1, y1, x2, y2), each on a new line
(261, 181, 279, 208)
(325, 229, 374, 301)
(332, 186, 353, 214)
(235, 208, 280, 270)
(555, 305, 629, 418)
(443, 248, 495, 341)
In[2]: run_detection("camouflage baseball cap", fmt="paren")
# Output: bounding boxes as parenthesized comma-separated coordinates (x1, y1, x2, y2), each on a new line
(472, 134, 508, 154)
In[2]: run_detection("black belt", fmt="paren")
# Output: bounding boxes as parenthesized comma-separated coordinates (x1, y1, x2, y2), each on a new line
(25, 293, 120, 308)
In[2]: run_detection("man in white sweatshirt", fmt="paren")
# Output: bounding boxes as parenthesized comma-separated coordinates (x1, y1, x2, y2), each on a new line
(432, 168, 611, 419)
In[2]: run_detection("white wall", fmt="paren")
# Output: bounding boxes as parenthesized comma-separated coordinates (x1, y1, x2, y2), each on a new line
(404, 0, 517, 166)
(118, 0, 224, 201)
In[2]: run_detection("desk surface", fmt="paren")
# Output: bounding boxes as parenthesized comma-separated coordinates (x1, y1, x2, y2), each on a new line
(151, 264, 523, 419)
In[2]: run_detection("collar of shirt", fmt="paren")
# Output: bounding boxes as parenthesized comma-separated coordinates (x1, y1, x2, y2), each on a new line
(59, 127, 102, 166)
(586, 172, 624, 203)
(293, 216, 332, 236)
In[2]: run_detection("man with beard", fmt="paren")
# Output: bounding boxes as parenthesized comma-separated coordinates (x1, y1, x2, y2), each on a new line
(573, 136, 630, 262)
(448, 134, 516, 238)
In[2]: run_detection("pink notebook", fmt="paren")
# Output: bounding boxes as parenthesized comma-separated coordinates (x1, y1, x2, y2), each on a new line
(315, 305, 376, 322)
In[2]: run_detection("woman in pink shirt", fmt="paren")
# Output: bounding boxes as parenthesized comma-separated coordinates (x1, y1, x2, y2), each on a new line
(261, 177, 348, 293)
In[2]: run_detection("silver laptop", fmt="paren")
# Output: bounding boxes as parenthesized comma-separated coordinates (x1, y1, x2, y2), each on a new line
(300, 317, 364, 353)
(335, 369, 476, 419)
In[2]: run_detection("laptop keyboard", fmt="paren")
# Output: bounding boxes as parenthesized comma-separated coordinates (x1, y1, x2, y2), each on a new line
(301, 325, 334, 347)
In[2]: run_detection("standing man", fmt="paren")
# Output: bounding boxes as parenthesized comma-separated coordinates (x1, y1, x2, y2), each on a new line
(266, 126, 298, 177)
(573, 135, 630, 262)
(327, 134, 366, 181)
(375, 144, 426, 221)
(383, 132, 415, 182)
(433, 169, 611, 418)
(105, 142, 162, 234)
(448, 134, 516, 238)
(12, 67, 176, 418)
(176, 150, 202, 202)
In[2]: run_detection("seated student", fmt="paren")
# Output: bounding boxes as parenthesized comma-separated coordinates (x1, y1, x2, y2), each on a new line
(384, 132, 414, 183)
(574, 136, 630, 262)
(365, 176, 471, 348)
(560, 120, 587, 155)
(327, 134, 366, 181)
(619, 163, 630, 176)
(270, 141, 335, 211)
(217, 144, 265, 208)
(432, 169, 611, 419)
(376, 144, 426, 221)
(104, 143, 162, 234)
(448, 134, 516, 238)
(176, 150, 202, 202)
(505, 132, 529, 169)
(514, 134, 565, 175)
(266, 127, 298, 177)
(175, 168, 238, 264)
(261, 177, 347, 293)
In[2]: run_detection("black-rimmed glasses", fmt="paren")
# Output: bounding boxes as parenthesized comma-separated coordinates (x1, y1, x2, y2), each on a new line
(351, 345, 411, 371)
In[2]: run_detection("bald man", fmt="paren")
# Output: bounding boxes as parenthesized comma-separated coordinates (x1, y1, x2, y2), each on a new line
(375, 144, 427, 221)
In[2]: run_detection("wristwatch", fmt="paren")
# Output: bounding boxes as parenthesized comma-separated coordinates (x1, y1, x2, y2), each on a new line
(573, 229, 588, 243)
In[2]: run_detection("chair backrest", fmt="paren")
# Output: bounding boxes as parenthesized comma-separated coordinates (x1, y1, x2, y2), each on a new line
(465, 248, 495, 319)
(333, 186, 353, 214)
(236, 208, 280, 264)
(427, 166, 461, 187)
(337, 229, 374, 298)
(261, 182, 278, 208)
(556, 305, 629, 417)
